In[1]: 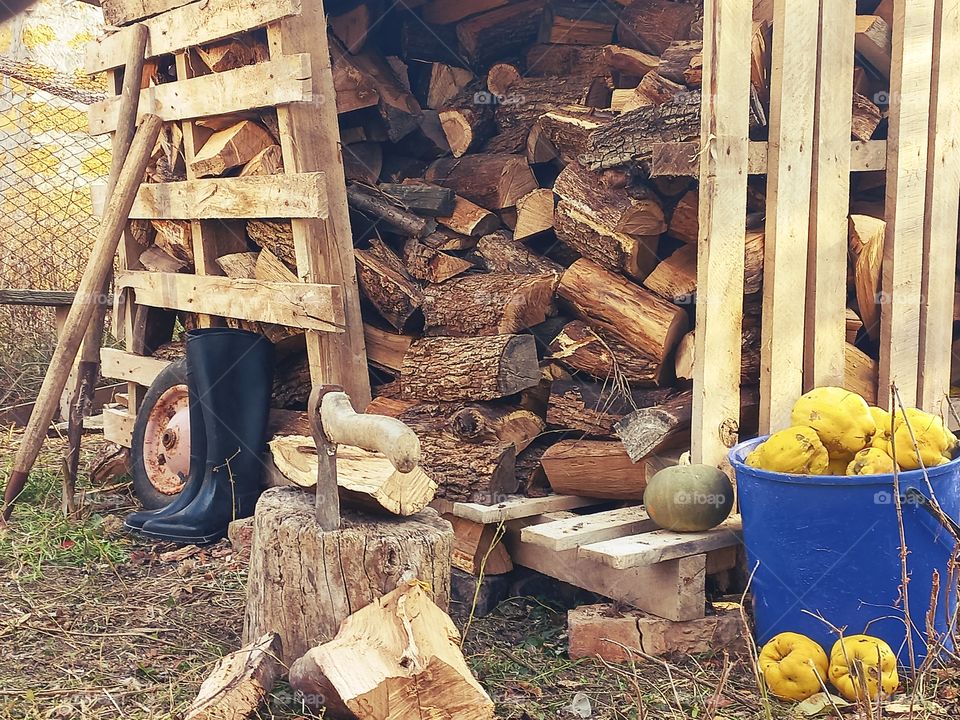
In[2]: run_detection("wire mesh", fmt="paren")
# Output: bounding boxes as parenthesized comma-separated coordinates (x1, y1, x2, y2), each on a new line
(0, 58, 109, 407)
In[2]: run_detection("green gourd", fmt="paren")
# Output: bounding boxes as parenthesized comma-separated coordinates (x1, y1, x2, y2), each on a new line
(643, 464, 734, 532)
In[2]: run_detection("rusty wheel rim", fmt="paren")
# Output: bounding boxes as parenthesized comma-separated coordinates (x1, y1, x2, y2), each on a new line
(142, 384, 191, 495)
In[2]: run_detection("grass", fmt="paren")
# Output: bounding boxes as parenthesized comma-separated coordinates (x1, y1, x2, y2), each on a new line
(0, 429, 958, 719)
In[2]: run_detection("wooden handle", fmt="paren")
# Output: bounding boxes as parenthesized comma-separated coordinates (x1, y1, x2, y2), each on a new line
(320, 392, 421, 473)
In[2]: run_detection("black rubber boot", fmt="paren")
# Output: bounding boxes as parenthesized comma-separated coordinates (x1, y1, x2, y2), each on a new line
(139, 328, 274, 544)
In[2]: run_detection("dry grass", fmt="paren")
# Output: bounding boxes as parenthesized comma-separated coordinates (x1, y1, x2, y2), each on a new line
(0, 429, 958, 719)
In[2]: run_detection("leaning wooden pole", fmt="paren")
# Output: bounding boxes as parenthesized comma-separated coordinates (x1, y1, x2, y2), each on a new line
(63, 24, 148, 516)
(2, 113, 163, 522)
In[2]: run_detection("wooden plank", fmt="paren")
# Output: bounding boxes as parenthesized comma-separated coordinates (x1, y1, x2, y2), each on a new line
(880, 0, 936, 408)
(100, 347, 170, 387)
(578, 516, 742, 570)
(0, 289, 77, 306)
(267, 18, 371, 408)
(804, 0, 855, 389)
(433, 494, 605, 524)
(116, 271, 344, 332)
(691, 0, 751, 466)
(918, 0, 960, 414)
(88, 54, 312, 136)
(505, 514, 706, 621)
(123, 174, 327, 220)
(520, 506, 657, 552)
(102, 404, 135, 447)
(100, 0, 199, 26)
(759, 0, 819, 432)
(86, 0, 302, 73)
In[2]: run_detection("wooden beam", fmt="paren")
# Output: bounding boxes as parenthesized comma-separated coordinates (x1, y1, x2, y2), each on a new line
(918, 0, 960, 414)
(100, 347, 170, 387)
(880, 0, 936, 408)
(86, 0, 302, 72)
(520, 506, 658, 552)
(804, 0, 855, 389)
(88, 55, 313, 135)
(759, 0, 819, 433)
(432, 494, 604, 524)
(691, 0, 751, 465)
(118, 174, 327, 220)
(116, 271, 344, 332)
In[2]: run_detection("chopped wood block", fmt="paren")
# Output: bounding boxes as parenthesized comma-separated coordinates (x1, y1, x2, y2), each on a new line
(450, 405, 544, 452)
(546, 379, 674, 436)
(445, 514, 513, 575)
(189, 120, 274, 178)
(539, 1, 618, 45)
(422, 272, 555, 335)
(844, 342, 878, 406)
(618, 72, 687, 113)
(601, 44, 659, 77)
(528, 105, 615, 165)
(674, 329, 762, 387)
(364, 324, 413, 373)
(216, 251, 259, 278)
(559, 258, 689, 362)
(402, 238, 473, 283)
(849, 213, 885, 341)
(616, 0, 697, 54)
(514, 188, 554, 241)
(851, 92, 882, 142)
(855, 14, 891, 78)
(556, 160, 666, 236)
(567, 603, 744, 662)
(227, 516, 254, 561)
(614, 389, 693, 461)
(196, 38, 259, 73)
(355, 247, 424, 331)
(426, 154, 538, 209)
(348, 183, 436, 237)
(255, 248, 298, 283)
(330, 35, 381, 113)
(139, 245, 189, 273)
(657, 40, 702, 85)
(548, 319, 662, 386)
(183, 633, 282, 720)
(525, 43, 607, 76)
(436, 493, 603, 523)
(456, 0, 549, 68)
(329, 2, 373, 53)
(476, 230, 563, 275)
(555, 201, 659, 280)
(350, 48, 423, 142)
(520, 506, 656, 552)
(246, 220, 296, 267)
(342, 142, 383, 185)
(846, 307, 864, 344)
(288, 582, 493, 718)
(239, 145, 283, 177)
(428, 64, 476, 110)
(382, 182, 456, 215)
(269, 436, 438, 516)
(150, 219, 193, 265)
(541, 439, 644, 499)
(401, 334, 540, 401)
(244, 488, 453, 664)
(643, 244, 697, 303)
(436, 194, 501, 237)
(667, 188, 698, 242)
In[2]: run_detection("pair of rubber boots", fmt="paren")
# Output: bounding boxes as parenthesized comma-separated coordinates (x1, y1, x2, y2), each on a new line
(125, 328, 274, 545)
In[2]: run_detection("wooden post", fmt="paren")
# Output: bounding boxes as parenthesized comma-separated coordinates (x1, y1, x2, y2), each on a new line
(918, 0, 960, 415)
(691, 0, 751, 466)
(2, 115, 164, 521)
(759, 0, 820, 433)
(880, 0, 936, 408)
(804, 1, 854, 390)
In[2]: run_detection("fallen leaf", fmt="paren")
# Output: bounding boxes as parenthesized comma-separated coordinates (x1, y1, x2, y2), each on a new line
(796, 692, 851, 717)
(885, 698, 946, 715)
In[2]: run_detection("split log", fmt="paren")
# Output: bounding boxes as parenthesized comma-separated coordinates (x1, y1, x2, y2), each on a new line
(514, 188, 554, 241)
(139, 245, 189, 273)
(329, 2, 373, 53)
(401, 18, 464, 65)
(539, 1, 618, 45)
(555, 161, 667, 235)
(849, 214, 885, 341)
(246, 220, 296, 268)
(426, 154, 538, 209)
(449, 404, 545, 452)
(288, 581, 493, 719)
(364, 324, 413, 373)
(151, 219, 193, 265)
(255, 247, 298, 283)
(855, 15, 891, 79)
(540, 439, 643, 499)
(525, 43, 606, 76)
(436, 194, 501, 237)
(558, 258, 689, 362)
(438, 83, 495, 157)
(422, 272, 556, 335)
(527, 105, 615, 165)
(342, 142, 383, 185)
(350, 49, 423, 141)
(444, 514, 513, 575)
(616, 0, 696, 54)
(514, 435, 555, 496)
(845, 342, 878, 405)
(355, 247, 423, 330)
(476, 231, 563, 275)
(244, 487, 453, 665)
(423, 228, 479, 251)
(546, 379, 674, 436)
(239, 144, 283, 177)
(347, 183, 437, 237)
(580, 90, 701, 170)
(88, 442, 130, 485)
(381, 182, 455, 215)
(617, 72, 687, 112)
(183, 633, 282, 720)
(643, 244, 697, 303)
(269, 435, 438, 516)
(330, 36, 381, 113)
(668, 188, 697, 242)
(548, 319, 662, 386)
(846, 308, 864, 344)
(216, 251, 259, 278)
(456, 0, 549, 69)
(427, 64, 476, 109)
(614, 389, 692, 462)
(422, 0, 508, 24)
(190, 120, 274, 178)
(401, 334, 540, 401)
(851, 91, 882, 142)
(196, 38, 262, 73)
(602, 43, 659, 78)
(674, 327, 762, 387)
(657, 40, 702, 84)
(554, 201, 659, 280)
(402, 238, 473, 283)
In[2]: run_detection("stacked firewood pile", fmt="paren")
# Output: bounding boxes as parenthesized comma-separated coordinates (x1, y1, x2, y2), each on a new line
(132, 0, 891, 504)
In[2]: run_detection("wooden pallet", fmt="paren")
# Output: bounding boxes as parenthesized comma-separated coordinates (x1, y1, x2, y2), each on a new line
(435, 494, 741, 622)
(86, 0, 370, 446)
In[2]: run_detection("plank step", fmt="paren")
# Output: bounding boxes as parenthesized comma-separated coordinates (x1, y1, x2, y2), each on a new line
(431, 494, 604, 524)
(520, 505, 657, 552)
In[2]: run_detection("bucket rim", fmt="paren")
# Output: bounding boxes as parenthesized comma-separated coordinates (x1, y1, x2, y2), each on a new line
(728, 435, 960, 486)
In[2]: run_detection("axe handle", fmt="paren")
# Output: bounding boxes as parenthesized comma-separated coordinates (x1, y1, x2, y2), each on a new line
(320, 392, 421, 473)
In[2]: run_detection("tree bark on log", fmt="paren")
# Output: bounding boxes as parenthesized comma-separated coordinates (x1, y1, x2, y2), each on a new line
(548, 319, 663, 386)
(527, 105, 615, 165)
(356, 242, 424, 330)
(243, 487, 453, 665)
(449, 404, 544, 452)
(541, 439, 644, 499)
(402, 238, 473, 283)
(546, 379, 675, 437)
(616, 0, 696, 55)
(476, 230, 564, 275)
(456, 0, 548, 69)
(426, 154, 538, 209)
(613, 389, 693, 462)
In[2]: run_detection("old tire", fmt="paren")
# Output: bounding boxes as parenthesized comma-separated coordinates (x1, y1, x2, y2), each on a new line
(130, 358, 193, 509)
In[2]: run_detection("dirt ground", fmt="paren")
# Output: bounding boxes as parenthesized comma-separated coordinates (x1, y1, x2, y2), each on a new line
(1, 429, 959, 720)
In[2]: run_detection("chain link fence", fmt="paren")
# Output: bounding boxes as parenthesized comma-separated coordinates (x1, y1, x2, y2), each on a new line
(0, 57, 110, 407)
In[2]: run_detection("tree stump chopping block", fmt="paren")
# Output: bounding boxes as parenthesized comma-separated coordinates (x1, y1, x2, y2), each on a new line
(243, 487, 454, 665)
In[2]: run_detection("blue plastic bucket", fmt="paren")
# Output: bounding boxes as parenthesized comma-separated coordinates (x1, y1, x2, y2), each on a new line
(730, 436, 960, 664)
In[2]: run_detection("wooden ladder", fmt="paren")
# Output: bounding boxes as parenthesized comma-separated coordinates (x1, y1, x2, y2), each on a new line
(85, 0, 371, 445)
